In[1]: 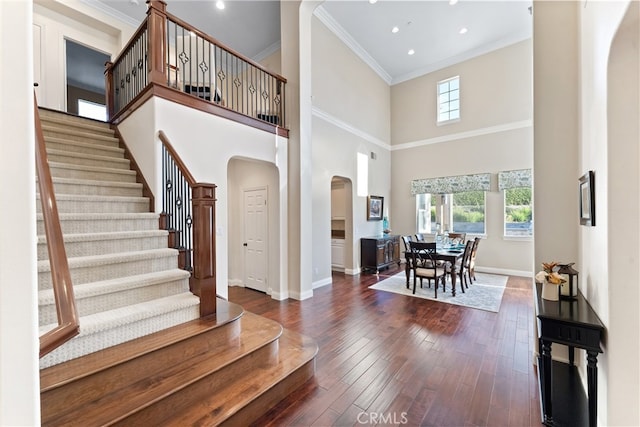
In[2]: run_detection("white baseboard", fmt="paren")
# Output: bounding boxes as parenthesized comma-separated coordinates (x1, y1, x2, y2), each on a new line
(289, 289, 314, 300)
(270, 290, 288, 301)
(313, 277, 332, 289)
(228, 279, 244, 287)
(344, 267, 359, 275)
(476, 266, 533, 278)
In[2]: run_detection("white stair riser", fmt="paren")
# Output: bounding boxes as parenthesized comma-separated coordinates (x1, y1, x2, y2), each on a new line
(47, 151, 130, 170)
(40, 301, 200, 369)
(45, 139, 123, 158)
(42, 129, 119, 147)
(36, 197, 149, 214)
(38, 234, 167, 260)
(39, 278, 190, 326)
(37, 216, 159, 234)
(39, 255, 179, 290)
(49, 164, 137, 183)
(51, 181, 142, 197)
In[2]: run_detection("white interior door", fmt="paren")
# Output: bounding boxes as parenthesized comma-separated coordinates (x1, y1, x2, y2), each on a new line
(243, 187, 268, 292)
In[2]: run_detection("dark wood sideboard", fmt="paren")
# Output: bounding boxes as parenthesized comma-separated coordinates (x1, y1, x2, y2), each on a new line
(361, 235, 401, 273)
(534, 282, 605, 427)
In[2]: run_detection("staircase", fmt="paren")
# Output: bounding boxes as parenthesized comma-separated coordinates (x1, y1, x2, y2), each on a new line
(37, 109, 317, 425)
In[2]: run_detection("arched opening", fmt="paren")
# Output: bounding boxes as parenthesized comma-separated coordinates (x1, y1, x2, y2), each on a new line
(227, 157, 280, 297)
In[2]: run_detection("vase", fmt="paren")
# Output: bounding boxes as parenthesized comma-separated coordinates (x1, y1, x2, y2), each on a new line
(541, 280, 560, 301)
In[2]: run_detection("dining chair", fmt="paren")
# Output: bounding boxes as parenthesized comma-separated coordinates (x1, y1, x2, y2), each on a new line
(469, 237, 481, 282)
(447, 232, 467, 244)
(401, 235, 413, 252)
(414, 233, 425, 242)
(408, 241, 447, 297)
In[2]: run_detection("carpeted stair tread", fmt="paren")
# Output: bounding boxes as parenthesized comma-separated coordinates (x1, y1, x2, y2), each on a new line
(38, 110, 113, 134)
(37, 230, 168, 259)
(46, 148, 130, 169)
(36, 193, 150, 214)
(42, 125, 119, 145)
(38, 269, 191, 325)
(48, 162, 137, 183)
(40, 298, 244, 392)
(48, 177, 143, 197)
(44, 135, 124, 156)
(36, 212, 160, 234)
(39, 292, 201, 369)
(39, 269, 190, 304)
(38, 248, 180, 289)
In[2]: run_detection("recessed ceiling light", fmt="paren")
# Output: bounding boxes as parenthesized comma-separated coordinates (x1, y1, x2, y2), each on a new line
(408, 49, 415, 55)
(449, 0, 459, 5)
(459, 27, 468, 34)
(216, 0, 225, 10)
(369, 0, 378, 4)
(391, 26, 399, 34)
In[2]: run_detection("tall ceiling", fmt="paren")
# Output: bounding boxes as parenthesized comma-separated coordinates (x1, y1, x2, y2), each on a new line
(73, 0, 532, 91)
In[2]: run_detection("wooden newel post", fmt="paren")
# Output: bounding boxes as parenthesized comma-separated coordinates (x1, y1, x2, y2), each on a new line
(104, 61, 114, 121)
(146, 0, 167, 86)
(191, 183, 217, 317)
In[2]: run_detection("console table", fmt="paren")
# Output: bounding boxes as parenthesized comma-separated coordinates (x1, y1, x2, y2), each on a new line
(360, 235, 400, 273)
(535, 282, 605, 427)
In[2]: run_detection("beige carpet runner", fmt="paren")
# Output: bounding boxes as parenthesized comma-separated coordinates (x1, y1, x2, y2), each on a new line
(37, 109, 199, 368)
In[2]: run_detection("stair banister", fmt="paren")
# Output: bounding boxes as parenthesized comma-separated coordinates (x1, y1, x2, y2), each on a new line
(159, 131, 217, 317)
(34, 95, 80, 356)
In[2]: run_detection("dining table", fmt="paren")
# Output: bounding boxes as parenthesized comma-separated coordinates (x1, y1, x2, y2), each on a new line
(404, 244, 466, 296)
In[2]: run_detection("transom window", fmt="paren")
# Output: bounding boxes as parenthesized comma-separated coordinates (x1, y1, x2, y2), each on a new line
(437, 76, 460, 124)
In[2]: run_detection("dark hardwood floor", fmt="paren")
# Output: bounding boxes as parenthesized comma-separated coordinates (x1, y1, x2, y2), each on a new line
(229, 265, 541, 426)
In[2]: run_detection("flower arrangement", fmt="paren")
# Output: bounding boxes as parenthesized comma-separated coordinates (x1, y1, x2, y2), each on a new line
(535, 262, 567, 285)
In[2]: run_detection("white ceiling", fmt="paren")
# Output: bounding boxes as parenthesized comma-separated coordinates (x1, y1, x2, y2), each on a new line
(73, 0, 532, 91)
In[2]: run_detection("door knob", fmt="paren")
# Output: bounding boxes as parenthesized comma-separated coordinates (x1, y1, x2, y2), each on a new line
(243, 243, 248, 247)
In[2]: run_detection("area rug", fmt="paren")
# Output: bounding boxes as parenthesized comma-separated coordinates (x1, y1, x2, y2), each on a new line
(368, 271, 508, 312)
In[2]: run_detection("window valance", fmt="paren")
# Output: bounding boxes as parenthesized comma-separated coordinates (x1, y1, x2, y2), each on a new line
(410, 173, 491, 195)
(498, 169, 531, 190)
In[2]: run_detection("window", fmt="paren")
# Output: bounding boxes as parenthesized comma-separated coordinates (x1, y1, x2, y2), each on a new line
(437, 76, 460, 124)
(504, 187, 532, 237)
(417, 191, 485, 235)
(78, 99, 107, 121)
(499, 169, 532, 237)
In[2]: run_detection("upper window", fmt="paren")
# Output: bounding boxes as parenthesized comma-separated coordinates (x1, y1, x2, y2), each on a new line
(437, 76, 460, 124)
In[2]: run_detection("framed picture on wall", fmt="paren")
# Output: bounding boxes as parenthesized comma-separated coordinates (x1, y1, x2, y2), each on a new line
(367, 195, 384, 221)
(579, 171, 595, 226)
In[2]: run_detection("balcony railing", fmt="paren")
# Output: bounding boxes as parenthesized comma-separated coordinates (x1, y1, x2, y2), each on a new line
(106, 0, 287, 132)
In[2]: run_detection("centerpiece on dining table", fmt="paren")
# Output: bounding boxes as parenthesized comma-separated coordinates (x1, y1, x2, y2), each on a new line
(535, 261, 567, 301)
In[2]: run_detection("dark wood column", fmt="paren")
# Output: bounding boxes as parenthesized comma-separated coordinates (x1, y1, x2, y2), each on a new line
(191, 183, 217, 317)
(146, 0, 167, 86)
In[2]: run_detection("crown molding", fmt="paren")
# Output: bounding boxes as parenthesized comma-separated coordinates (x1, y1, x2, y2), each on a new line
(313, 5, 392, 85)
(312, 106, 390, 151)
(391, 120, 532, 151)
(79, 0, 142, 28)
(252, 40, 281, 63)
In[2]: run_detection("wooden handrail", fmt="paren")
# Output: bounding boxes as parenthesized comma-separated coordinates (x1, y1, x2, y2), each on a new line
(35, 95, 80, 357)
(158, 131, 217, 317)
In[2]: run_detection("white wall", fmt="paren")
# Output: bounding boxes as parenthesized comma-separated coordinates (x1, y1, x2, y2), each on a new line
(579, 1, 638, 424)
(391, 40, 533, 276)
(310, 15, 392, 283)
(0, 0, 40, 424)
(117, 97, 288, 301)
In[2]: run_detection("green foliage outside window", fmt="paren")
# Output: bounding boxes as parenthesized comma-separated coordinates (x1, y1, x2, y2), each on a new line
(452, 191, 485, 223)
(505, 188, 532, 223)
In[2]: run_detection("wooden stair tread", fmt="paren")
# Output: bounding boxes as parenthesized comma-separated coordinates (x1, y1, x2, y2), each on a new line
(43, 312, 285, 427)
(40, 298, 243, 391)
(163, 323, 318, 426)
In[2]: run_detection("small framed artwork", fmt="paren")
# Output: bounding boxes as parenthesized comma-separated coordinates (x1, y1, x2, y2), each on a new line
(579, 171, 595, 226)
(367, 195, 384, 221)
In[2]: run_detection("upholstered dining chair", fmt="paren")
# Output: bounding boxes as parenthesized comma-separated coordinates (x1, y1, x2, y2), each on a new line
(408, 241, 447, 297)
(401, 235, 413, 252)
(444, 239, 474, 291)
(414, 233, 425, 242)
(447, 232, 467, 245)
(469, 237, 481, 282)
